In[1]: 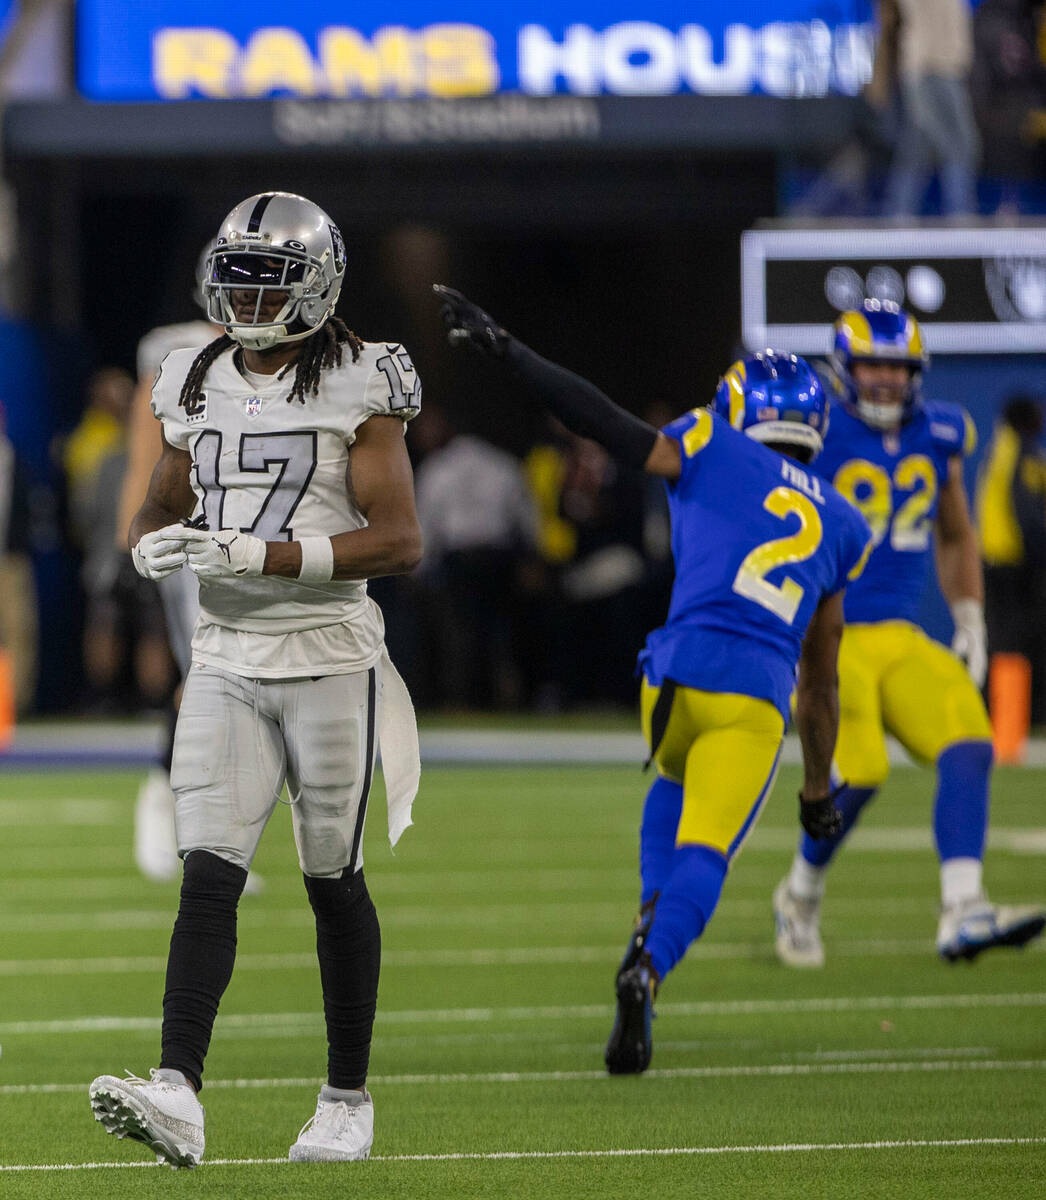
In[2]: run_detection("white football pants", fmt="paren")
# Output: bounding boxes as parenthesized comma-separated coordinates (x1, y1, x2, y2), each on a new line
(170, 661, 380, 877)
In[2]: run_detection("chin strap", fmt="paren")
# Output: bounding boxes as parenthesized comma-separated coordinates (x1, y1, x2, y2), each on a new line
(227, 314, 332, 351)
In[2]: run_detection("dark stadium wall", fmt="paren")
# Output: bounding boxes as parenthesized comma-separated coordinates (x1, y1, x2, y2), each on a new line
(12, 149, 778, 437)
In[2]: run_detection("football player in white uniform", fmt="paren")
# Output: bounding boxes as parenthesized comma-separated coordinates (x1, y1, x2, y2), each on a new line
(116, 247, 224, 884)
(90, 193, 423, 1168)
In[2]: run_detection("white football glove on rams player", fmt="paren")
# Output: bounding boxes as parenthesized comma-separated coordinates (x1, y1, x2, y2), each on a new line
(131, 525, 193, 580)
(950, 598, 988, 688)
(182, 527, 267, 578)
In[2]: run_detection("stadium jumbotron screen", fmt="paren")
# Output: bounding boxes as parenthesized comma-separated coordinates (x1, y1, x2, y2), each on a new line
(76, 0, 875, 102)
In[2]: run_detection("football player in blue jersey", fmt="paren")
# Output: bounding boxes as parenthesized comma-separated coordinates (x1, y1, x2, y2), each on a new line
(772, 299, 1046, 967)
(435, 285, 872, 1075)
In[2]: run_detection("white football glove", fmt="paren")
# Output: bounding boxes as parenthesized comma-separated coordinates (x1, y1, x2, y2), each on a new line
(951, 598, 988, 688)
(183, 527, 267, 579)
(131, 525, 192, 580)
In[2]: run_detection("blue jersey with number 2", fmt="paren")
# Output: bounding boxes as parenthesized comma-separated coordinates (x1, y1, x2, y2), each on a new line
(639, 409, 872, 719)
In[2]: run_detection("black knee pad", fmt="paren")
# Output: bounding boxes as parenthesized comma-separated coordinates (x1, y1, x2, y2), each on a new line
(181, 849, 248, 907)
(304, 868, 369, 919)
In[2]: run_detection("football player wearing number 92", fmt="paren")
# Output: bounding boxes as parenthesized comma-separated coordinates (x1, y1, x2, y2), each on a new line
(772, 300, 1045, 970)
(88, 192, 424, 1168)
(435, 284, 873, 1076)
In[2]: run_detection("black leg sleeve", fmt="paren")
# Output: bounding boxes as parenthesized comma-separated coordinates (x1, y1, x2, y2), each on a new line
(160, 849, 247, 1093)
(303, 869, 382, 1091)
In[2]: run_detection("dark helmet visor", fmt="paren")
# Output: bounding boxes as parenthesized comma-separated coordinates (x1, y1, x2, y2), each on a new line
(212, 253, 307, 287)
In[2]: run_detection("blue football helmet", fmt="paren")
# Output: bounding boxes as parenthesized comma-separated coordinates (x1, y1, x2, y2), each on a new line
(829, 299, 928, 430)
(713, 351, 828, 462)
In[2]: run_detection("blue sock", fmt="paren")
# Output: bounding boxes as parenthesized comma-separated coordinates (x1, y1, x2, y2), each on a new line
(933, 741, 992, 862)
(643, 844, 728, 980)
(799, 785, 877, 867)
(639, 776, 683, 905)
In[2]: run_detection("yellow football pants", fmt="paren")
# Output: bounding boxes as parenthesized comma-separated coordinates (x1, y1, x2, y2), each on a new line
(640, 679, 784, 860)
(835, 621, 992, 788)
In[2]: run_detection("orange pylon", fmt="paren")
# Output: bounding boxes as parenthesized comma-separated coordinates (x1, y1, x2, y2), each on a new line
(0, 647, 13, 751)
(988, 652, 1031, 765)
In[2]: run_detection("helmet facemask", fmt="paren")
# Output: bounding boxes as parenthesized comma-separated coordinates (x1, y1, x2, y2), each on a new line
(839, 356, 921, 431)
(205, 243, 335, 351)
(744, 420, 824, 462)
(831, 301, 927, 431)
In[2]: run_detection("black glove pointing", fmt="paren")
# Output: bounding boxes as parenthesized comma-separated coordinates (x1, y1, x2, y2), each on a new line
(433, 284, 510, 358)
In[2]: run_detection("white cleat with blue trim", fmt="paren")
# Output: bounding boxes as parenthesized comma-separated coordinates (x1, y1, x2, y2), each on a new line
(773, 878, 825, 968)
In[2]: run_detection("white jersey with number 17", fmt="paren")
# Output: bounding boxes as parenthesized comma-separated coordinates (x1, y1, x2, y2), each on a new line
(150, 339, 421, 677)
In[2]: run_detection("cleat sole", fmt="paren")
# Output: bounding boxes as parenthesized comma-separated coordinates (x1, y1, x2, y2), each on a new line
(89, 1084, 201, 1169)
(605, 971, 653, 1076)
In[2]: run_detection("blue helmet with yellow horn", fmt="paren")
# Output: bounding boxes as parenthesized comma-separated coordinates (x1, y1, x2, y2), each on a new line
(712, 351, 828, 464)
(830, 298, 928, 429)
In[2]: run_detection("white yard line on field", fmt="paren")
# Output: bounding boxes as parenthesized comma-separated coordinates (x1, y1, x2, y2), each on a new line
(4, 826, 1044, 858)
(7, 936, 1020, 977)
(2, 1060, 1042, 1098)
(1, 1136, 1044, 1171)
(11, 891, 1043, 933)
(0, 799, 123, 826)
(1, 992, 1044, 1037)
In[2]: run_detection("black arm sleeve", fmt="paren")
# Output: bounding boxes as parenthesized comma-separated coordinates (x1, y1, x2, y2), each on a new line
(505, 338, 659, 470)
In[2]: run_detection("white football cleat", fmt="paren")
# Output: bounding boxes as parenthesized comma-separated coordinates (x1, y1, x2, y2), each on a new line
(134, 769, 180, 882)
(289, 1089, 374, 1162)
(773, 878, 825, 968)
(937, 896, 1046, 963)
(89, 1069, 204, 1168)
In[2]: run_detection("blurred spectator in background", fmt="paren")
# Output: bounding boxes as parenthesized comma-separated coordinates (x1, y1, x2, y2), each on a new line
(790, 22, 902, 221)
(528, 429, 648, 709)
(975, 394, 1046, 760)
(61, 365, 174, 711)
(971, 0, 1046, 214)
(62, 366, 131, 519)
(413, 403, 538, 709)
(787, 101, 897, 219)
(877, 0, 981, 218)
(0, 401, 36, 736)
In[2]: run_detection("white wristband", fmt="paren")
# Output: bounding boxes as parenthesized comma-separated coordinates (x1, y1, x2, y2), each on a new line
(950, 598, 984, 628)
(297, 536, 335, 584)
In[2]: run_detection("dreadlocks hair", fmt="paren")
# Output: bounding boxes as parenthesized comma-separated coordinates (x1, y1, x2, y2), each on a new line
(285, 317, 363, 405)
(177, 318, 364, 413)
(178, 334, 233, 414)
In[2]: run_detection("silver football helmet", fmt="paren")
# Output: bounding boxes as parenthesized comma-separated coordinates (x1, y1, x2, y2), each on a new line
(204, 192, 347, 351)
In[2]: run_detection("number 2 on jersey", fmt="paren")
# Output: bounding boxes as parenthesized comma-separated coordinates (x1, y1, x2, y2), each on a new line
(732, 486, 824, 624)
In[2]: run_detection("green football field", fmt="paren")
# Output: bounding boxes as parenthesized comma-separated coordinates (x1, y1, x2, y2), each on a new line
(2, 761, 1044, 1198)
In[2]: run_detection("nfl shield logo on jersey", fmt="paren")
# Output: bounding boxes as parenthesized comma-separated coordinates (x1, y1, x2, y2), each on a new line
(244, 395, 263, 417)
